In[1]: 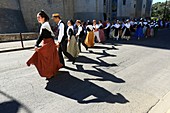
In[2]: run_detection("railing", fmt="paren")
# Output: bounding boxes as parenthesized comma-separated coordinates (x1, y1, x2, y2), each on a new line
(0, 32, 38, 53)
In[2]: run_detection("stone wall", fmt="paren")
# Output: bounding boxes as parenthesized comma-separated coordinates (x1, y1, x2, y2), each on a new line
(19, 0, 64, 32)
(0, 0, 105, 33)
(0, 33, 38, 42)
(73, 0, 104, 21)
(0, 0, 152, 34)
(0, 0, 27, 33)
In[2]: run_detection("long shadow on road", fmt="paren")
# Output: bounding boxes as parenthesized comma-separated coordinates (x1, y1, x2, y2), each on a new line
(45, 71, 129, 104)
(65, 55, 123, 83)
(46, 37, 128, 104)
(75, 65, 125, 83)
(75, 55, 117, 67)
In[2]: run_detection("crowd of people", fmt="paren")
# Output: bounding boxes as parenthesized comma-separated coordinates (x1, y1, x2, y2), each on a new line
(26, 10, 168, 80)
(78, 18, 166, 41)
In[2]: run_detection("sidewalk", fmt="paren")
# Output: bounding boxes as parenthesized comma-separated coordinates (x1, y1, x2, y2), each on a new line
(0, 40, 36, 52)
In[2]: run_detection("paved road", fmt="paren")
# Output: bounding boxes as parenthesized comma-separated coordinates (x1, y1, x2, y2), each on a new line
(0, 29, 170, 113)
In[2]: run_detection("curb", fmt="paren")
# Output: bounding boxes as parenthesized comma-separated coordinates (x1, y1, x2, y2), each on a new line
(0, 47, 34, 53)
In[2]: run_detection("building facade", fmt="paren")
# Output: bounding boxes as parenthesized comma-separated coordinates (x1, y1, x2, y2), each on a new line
(107, 0, 153, 19)
(0, 0, 153, 33)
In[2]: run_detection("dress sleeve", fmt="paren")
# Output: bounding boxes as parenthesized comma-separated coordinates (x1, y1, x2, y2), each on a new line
(35, 29, 45, 47)
(68, 28, 73, 37)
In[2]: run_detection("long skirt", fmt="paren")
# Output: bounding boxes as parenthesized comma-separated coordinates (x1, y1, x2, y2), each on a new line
(150, 28, 154, 37)
(109, 29, 115, 38)
(26, 38, 62, 78)
(99, 29, 105, 42)
(135, 27, 144, 38)
(146, 28, 151, 37)
(114, 28, 119, 40)
(143, 26, 147, 36)
(67, 36, 80, 57)
(84, 31, 95, 47)
(122, 28, 131, 40)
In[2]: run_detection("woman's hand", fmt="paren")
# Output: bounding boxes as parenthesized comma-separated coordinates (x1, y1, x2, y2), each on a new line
(34, 47, 39, 52)
(68, 38, 70, 42)
(56, 42, 60, 48)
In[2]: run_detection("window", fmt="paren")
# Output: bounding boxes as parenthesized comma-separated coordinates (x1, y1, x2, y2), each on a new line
(143, 4, 145, 8)
(123, 0, 126, 5)
(104, 0, 106, 5)
(134, 4, 136, 8)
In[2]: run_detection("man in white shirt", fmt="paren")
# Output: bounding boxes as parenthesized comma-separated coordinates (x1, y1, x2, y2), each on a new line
(93, 20, 101, 43)
(52, 13, 75, 66)
(76, 20, 88, 52)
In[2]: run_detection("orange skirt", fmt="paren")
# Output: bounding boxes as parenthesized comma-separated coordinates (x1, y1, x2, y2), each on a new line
(84, 31, 95, 47)
(26, 38, 62, 78)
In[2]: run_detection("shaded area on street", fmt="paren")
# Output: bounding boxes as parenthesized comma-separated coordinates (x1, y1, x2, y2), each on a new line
(65, 53, 122, 83)
(76, 54, 117, 67)
(45, 71, 128, 104)
(106, 29, 170, 50)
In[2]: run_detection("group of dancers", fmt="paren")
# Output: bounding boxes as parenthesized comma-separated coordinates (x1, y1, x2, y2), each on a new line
(109, 18, 159, 40)
(26, 10, 161, 80)
(26, 11, 98, 80)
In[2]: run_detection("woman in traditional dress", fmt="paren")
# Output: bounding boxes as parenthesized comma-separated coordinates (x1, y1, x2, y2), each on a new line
(109, 21, 115, 39)
(113, 20, 121, 40)
(135, 19, 144, 40)
(98, 20, 105, 43)
(130, 20, 137, 38)
(122, 19, 131, 40)
(26, 11, 62, 79)
(150, 22, 155, 37)
(146, 20, 151, 38)
(84, 21, 95, 47)
(143, 19, 148, 38)
(67, 20, 80, 57)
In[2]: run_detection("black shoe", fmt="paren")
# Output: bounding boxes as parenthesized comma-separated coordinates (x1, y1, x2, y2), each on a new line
(72, 58, 76, 64)
(61, 65, 65, 68)
(86, 47, 88, 51)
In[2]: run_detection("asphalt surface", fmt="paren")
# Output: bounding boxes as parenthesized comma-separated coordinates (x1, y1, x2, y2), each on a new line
(0, 29, 170, 113)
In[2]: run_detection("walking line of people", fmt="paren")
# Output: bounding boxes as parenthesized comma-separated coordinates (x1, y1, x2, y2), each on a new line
(26, 10, 165, 80)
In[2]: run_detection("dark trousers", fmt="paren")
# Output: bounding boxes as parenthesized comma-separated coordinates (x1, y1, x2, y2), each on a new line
(78, 36, 88, 52)
(104, 29, 110, 39)
(58, 40, 75, 66)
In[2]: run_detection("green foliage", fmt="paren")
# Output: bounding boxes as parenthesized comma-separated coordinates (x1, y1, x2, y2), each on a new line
(152, 1, 170, 20)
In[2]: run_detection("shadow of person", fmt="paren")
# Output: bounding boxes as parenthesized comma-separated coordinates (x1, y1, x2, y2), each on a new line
(76, 65, 125, 83)
(89, 50, 117, 58)
(96, 56, 118, 67)
(0, 91, 32, 113)
(75, 55, 117, 67)
(45, 71, 129, 104)
(91, 45, 119, 50)
(75, 55, 99, 64)
(0, 100, 20, 113)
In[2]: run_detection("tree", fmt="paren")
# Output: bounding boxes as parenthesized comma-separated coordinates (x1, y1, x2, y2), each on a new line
(152, 1, 170, 20)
